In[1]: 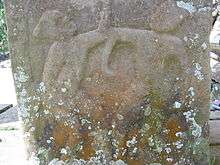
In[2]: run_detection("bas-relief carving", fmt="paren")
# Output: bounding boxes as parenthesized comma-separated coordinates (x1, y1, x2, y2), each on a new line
(33, 0, 188, 103)
(5, 0, 207, 164)
(30, 0, 189, 82)
(31, 0, 192, 163)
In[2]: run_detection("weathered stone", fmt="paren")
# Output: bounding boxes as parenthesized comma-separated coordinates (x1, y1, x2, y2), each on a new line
(4, 0, 211, 164)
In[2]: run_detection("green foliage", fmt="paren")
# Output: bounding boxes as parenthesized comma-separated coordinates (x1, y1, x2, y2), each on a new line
(0, 0, 8, 53)
(209, 156, 216, 165)
(0, 0, 3, 9)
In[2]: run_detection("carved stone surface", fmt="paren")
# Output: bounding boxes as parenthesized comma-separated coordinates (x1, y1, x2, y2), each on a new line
(5, 0, 211, 164)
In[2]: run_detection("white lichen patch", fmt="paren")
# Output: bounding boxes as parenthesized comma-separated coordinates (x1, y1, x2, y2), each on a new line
(165, 147, 172, 154)
(194, 34, 199, 40)
(193, 63, 204, 81)
(148, 136, 154, 147)
(175, 132, 183, 138)
(201, 42, 207, 50)
(174, 101, 182, 109)
(58, 100, 64, 106)
(174, 141, 184, 149)
(143, 106, 151, 116)
(33, 106, 39, 112)
(17, 89, 33, 120)
(44, 110, 50, 115)
(108, 130, 113, 136)
(14, 66, 29, 83)
(126, 137, 137, 148)
(183, 110, 202, 138)
(47, 139, 52, 144)
(49, 157, 128, 165)
(183, 110, 195, 122)
(61, 87, 67, 93)
(198, 6, 212, 12)
(110, 160, 127, 165)
(191, 118, 202, 138)
(176, 1, 196, 13)
(133, 147, 138, 154)
(148, 136, 165, 154)
(20, 88, 27, 97)
(73, 108, 80, 113)
(29, 127, 35, 132)
(81, 118, 92, 125)
(116, 114, 124, 120)
(155, 146, 163, 153)
(37, 82, 46, 93)
(163, 129, 170, 134)
(141, 123, 150, 135)
(60, 148, 68, 155)
(166, 158, 173, 162)
(195, 62, 202, 71)
(48, 158, 65, 165)
(188, 87, 195, 97)
(183, 36, 188, 42)
(64, 79, 71, 88)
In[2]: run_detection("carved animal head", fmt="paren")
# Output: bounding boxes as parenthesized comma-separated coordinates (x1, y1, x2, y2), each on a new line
(149, 0, 189, 32)
(33, 10, 77, 41)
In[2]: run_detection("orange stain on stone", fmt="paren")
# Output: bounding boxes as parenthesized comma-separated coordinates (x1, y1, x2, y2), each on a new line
(80, 132, 96, 160)
(166, 116, 184, 142)
(127, 159, 145, 165)
(52, 122, 80, 152)
(117, 128, 144, 163)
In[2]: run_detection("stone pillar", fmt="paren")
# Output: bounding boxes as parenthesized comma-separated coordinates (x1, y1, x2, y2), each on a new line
(5, 0, 212, 164)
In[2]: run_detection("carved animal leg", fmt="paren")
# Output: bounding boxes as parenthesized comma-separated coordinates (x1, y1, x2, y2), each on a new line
(101, 37, 117, 75)
(76, 30, 107, 85)
(43, 42, 66, 90)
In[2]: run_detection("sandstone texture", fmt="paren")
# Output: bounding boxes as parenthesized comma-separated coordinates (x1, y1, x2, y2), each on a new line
(5, 0, 211, 164)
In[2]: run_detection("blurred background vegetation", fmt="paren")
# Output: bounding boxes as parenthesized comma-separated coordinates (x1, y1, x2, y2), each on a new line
(0, 0, 8, 54)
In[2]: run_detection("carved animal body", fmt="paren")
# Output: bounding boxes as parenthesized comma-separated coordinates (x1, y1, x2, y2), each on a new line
(42, 27, 187, 107)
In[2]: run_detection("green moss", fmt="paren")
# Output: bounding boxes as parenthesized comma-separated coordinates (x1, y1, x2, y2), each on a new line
(192, 138, 209, 161)
(0, 126, 18, 131)
(0, 0, 8, 53)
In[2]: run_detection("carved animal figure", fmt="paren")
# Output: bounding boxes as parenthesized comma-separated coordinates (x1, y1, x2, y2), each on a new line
(33, 10, 77, 41)
(32, 0, 190, 163)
